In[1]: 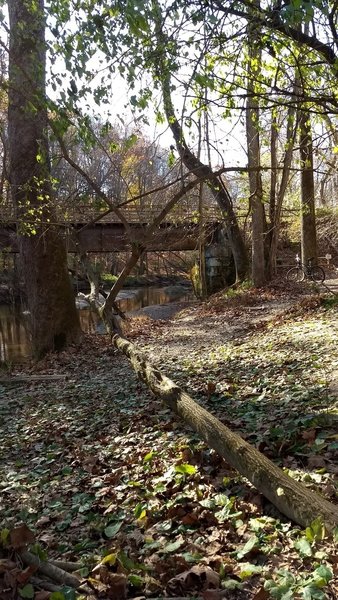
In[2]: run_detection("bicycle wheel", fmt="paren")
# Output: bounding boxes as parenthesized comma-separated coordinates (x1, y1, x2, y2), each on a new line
(286, 267, 305, 282)
(310, 266, 325, 283)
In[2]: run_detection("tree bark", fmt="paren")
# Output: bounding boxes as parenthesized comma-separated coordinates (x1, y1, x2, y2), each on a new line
(246, 3, 265, 287)
(20, 551, 81, 588)
(299, 110, 318, 264)
(198, 183, 207, 298)
(8, 0, 81, 358)
(267, 81, 298, 277)
(113, 334, 338, 532)
(269, 110, 278, 228)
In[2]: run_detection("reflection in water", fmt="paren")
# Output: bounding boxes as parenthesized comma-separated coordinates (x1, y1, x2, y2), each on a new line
(0, 285, 191, 363)
(0, 305, 31, 363)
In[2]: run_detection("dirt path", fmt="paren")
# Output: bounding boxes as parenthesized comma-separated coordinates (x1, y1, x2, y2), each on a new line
(158, 301, 289, 349)
(130, 280, 338, 392)
(320, 276, 338, 295)
(135, 296, 298, 362)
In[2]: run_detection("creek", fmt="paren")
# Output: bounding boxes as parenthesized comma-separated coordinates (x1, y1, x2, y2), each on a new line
(0, 284, 192, 363)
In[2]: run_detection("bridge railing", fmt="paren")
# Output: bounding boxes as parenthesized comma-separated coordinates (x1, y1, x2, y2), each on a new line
(0, 201, 223, 224)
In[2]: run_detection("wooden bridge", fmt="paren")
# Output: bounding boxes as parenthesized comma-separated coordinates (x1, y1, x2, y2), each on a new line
(0, 204, 224, 253)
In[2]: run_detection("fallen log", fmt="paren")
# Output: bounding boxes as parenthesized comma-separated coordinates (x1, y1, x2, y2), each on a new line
(30, 577, 63, 593)
(20, 551, 81, 588)
(113, 334, 338, 532)
(48, 560, 83, 572)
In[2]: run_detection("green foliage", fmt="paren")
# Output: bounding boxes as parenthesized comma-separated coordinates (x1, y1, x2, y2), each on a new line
(305, 518, 326, 543)
(104, 521, 122, 538)
(264, 564, 333, 599)
(0, 299, 337, 598)
(238, 563, 263, 580)
(167, 148, 176, 167)
(101, 273, 118, 285)
(30, 543, 48, 561)
(128, 573, 143, 587)
(174, 463, 197, 475)
(49, 593, 66, 600)
(279, 0, 315, 26)
(224, 280, 252, 298)
(18, 585, 35, 599)
(190, 263, 203, 298)
(0, 528, 9, 546)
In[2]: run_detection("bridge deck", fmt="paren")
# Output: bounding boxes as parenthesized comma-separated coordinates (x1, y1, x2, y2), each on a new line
(0, 200, 224, 252)
(0, 220, 222, 253)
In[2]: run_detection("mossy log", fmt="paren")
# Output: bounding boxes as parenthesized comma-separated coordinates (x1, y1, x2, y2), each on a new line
(113, 334, 338, 532)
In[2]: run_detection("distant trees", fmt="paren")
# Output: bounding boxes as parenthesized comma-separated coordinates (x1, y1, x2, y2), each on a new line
(50, 122, 172, 221)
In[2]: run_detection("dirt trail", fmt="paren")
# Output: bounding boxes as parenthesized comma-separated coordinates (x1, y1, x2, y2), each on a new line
(135, 298, 295, 364)
(132, 277, 338, 365)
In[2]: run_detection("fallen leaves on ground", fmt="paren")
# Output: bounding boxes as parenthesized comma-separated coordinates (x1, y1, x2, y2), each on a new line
(0, 289, 337, 599)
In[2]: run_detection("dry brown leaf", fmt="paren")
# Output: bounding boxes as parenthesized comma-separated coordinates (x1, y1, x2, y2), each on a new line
(34, 591, 51, 600)
(0, 581, 14, 600)
(91, 566, 127, 598)
(144, 574, 162, 594)
(83, 455, 100, 473)
(106, 572, 128, 599)
(181, 512, 200, 525)
(204, 542, 223, 558)
(307, 455, 326, 468)
(0, 559, 17, 573)
(16, 565, 38, 584)
(207, 382, 217, 398)
(35, 516, 51, 528)
(125, 528, 144, 547)
(167, 564, 220, 595)
(4, 566, 20, 588)
(9, 524, 35, 550)
(70, 517, 85, 528)
(181, 447, 193, 462)
(252, 586, 270, 599)
(203, 589, 224, 600)
(302, 429, 317, 443)
(167, 505, 186, 519)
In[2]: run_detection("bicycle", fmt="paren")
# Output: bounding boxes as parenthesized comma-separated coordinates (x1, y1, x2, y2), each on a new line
(286, 256, 325, 284)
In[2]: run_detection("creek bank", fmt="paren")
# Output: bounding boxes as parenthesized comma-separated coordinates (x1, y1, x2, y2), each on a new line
(0, 274, 192, 304)
(0, 283, 194, 363)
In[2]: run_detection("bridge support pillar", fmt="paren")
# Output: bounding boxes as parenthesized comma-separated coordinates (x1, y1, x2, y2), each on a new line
(204, 231, 235, 294)
(192, 231, 235, 297)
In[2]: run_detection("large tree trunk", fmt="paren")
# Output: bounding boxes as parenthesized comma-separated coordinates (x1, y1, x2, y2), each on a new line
(269, 111, 278, 229)
(246, 3, 265, 287)
(267, 86, 298, 277)
(8, 0, 81, 358)
(114, 334, 338, 532)
(297, 22, 317, 266)
(299, 110, 318, 265)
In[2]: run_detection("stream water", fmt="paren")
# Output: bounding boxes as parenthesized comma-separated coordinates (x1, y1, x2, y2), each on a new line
(0, 284, 192, 363)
